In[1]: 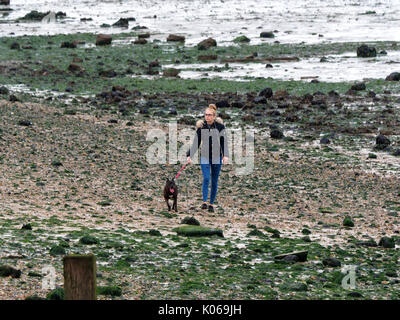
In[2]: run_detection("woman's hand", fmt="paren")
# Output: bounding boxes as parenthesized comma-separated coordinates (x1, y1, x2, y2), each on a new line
(187, 156, 191, 163)
(222, 156, 228, 165)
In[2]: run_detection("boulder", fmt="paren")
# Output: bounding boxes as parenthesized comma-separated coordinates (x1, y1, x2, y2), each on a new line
(375, 134, 390, 150)
(198, 55, 218, 61)
(258, 87, 273, 98)
(385, 72, 400, 81)
(96, 34, 112, 46)
(163, 68, 180, 77)
(173, 225, 223, 237)
(60, 41, 77, 49)
(138, 33, 150, 39)
(260, 31, 275, 38)
(322, 258, 341, 267)
(215, 100, 231, 108)
(133, 38, 147, 44)
(197, 38, 217, 50)
(233, 35, 250, 43)
(0, 265, 21, 278)
(112, 18, 129, 28)
(181, 216, 200, 226)
(274, 250, 308, 262)
(167, 34, 185, 42)
(270, 129, 284, 139)
(351, 82, 366, 91)
(378, 237, 395, 248)
(357, 44, 376, 57)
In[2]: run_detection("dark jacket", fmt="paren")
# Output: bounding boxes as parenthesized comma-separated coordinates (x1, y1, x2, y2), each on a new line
(186, 117, 229, 163)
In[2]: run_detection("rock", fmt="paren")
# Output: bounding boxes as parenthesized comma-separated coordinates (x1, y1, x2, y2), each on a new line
(96, 34, 112, 46)
(0, 86, 9, 95)
(258, 87, 273, 98)
(61, 41, 77, 49)
(97, 286, 122, 297)
(265, 63, 273, 68)
(282, 255, 299, 263)
(173, 225, 223, 237)
(320, 56, 328, 62)
(320, 137, 331, 144)
(0, 265, 22, 278)
(216, 100, 230, 108)
(46, 288, 65, 300)
(198, 55, 218, 61)
(343, 216, 354, 227)
(18, 120, 32, 127)
(99, 69, 117, 77)
(17, 10, 49, 21)
(274, 250, 308, 262)
(49, 245, 66, 256)
(112, 18, 129, 28)
(167, 34, 185, 42)
(322, 258, 341, 267)
(254, 96, 267, 104)
(357, 239, 377, 247)
(68, 63, 84, 73)
(270, 129, 284, 139)
(378, 237, 395, 248)
(133, 38, 147, 45)
(10, 42, 20, 50)
(0, 0, 10, 5)
(197, 38, 217, 50)
(375, 134, 390, 150)
(138, 33, 150, 39)
(231, 101, 244, 108)
(148, 229, 162, 236)
(357, 44, 377, 57)
(21, 223, 32, 230)
(260, 31, 275, 38)
(9, 94, 20, 102)
(385, 72, 400, 81)
(79, 235, 99, 245)
(163, 68, 180, 77)
(347, 291, 363, 298)
(351, 82, 366, 91)
(233, 35, 250, 43)
(181, 216, 200, 226)
(392, 149, 400, 157)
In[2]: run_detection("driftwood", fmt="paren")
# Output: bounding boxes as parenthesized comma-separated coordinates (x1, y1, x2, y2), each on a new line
(221, 56, 300, 63)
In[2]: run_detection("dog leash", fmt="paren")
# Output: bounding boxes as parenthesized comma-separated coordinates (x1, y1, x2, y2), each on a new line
(175, 160, 190, 180)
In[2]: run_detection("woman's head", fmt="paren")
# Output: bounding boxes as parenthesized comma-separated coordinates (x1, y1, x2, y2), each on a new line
(205, 104, 217, 124)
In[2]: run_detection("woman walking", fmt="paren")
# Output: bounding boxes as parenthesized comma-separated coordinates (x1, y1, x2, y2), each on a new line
(186, 104, 229, 212)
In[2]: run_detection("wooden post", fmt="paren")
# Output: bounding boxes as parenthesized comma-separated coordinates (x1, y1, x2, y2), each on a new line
(63, 254, 97, 300)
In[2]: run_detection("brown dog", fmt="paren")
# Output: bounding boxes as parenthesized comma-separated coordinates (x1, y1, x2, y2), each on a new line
(164, 178, 178, 212)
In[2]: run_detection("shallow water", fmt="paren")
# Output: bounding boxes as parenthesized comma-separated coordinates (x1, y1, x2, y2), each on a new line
(1, 0, 400, 45)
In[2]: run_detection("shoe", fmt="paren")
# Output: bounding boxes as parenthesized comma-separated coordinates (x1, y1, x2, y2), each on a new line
(201, 203, 208, 210)
(208, 205, 214, 212)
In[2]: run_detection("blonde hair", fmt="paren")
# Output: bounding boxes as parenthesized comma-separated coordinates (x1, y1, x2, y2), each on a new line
(206, 104, 217, 116)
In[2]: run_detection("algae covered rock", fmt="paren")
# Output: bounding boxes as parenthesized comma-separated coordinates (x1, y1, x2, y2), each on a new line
(0, 265, 21, 278)
(378, 237, 395, 248)
(173, 225, 223, 237)
(274, 250, 308, 262)
(46, 288, 64, 300)
(97, 286, 122, 297)
(181, 216, 200, 226)
(79, 235, 99, 245)
(49, 245, 66, 256)
(343, 216, 354, 227)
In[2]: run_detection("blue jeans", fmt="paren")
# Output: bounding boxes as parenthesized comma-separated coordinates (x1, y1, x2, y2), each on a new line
(200, 157, 222, 205)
